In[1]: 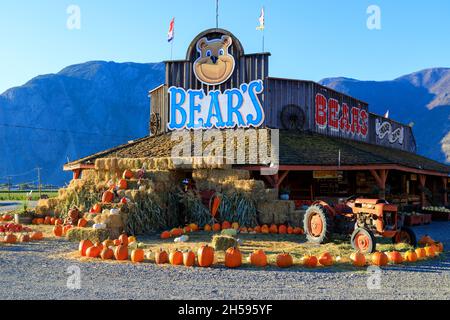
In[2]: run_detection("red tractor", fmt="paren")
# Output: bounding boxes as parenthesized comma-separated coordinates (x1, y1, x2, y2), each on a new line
(303, 196, 417, 253)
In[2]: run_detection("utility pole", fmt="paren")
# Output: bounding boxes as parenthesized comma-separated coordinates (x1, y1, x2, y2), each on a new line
(6, 176, 11, 200)
(36, 167, 42, 199)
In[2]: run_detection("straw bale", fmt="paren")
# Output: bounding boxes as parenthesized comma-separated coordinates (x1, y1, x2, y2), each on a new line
(257, 200, 295, 225)
(66, 227, 110, 243)
(81, 169, 97, 182)
(211, 235, 238, 251)
(95, 159, 105, 170)
(263, 189, 278, 201)
(289, 210, 306, 227)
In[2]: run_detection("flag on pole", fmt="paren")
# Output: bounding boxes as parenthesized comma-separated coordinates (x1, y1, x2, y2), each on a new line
(256, 7, 265, 30)
(168, 18, 175, 42)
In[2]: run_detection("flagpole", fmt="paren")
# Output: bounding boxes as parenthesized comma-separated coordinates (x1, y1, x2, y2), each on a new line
(170, 40, 173, 60)
(216, 0, 219, 28)
(262, 27, 265, 52)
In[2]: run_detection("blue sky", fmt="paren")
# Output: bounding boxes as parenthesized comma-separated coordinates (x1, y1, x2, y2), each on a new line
(0, 0, 449, 93)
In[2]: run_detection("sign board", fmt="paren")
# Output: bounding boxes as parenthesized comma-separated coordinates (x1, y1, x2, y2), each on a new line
(313, 171, 343, 179)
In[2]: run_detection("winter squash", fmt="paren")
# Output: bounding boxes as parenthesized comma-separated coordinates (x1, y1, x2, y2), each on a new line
(302, 255, 318, 268)
(425, 245, 436, 258)
(86, 244, 102, 258)
(269, 224, 278, 234)
(247, 227, 254, 233)
(197, 245, 215, 268)
(350, 252, 366, 267)
(212, 223, 221, 232)
(77, 218, 88, 228)
(50, 217, 56, 225)
(19, 234, 30, 243)
(293, 227, 304, 235)
(415, 247, 426, 259)
(100, 248, 114, 260)
(53, 225, 63, 237)
(161, 231, 171, 239)
(170, 228, 183, 237)
(113, 239, 121, 246)
(62, 225, 73, 236)
(117, 179, 128, 190)
(79, 240, 93, 256)
(371, 251, 388, 266)
(128, 236, 137, 243)
(183, 226, 192, 233)
(418, 235, 435, 246)
(404, 250, 418, 263)
(4, 234, 17, 244)
(92, 203, 102, 214)
(183, 250, 196, 267)
(102, 239, 114, 248)
(261, 225, 269, 234)
(222, 221, 231, 230)
(114, 244, 128, 261)
(318, 252, 333, 266)
(204, 224, 212, 232)
(102, 190, 114, 203)
(225, 247, 242, 268)
(155, 249, 169, 264)
(122, 169, 134, 179)
(231, 222, 240, 230)
(250, 249, 267, 267)
(54, 218, 63, 226)
(119, 233, 129, 246)
(277, 253, 294, 268)
(131, 249, 145, 263)
(254, 225, 261, 233)
(435, 242, 444, 253)
(44, 216, 52, 225)
(169, 250, 184, 265)
(30, 231, 43, 241)
(388, 251, 403, 264)
(278, 225, 287, 234)
(189, 223, 199, 232)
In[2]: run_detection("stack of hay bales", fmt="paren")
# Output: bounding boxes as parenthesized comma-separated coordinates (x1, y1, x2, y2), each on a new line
(35, 198, 59, 216)
(257, 200, 296, 225)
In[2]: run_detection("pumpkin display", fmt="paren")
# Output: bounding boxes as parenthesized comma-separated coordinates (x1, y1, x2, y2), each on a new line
(79, 240, 93, 256)
(161, 231, 171, 239)
(86, 244, 102, 258)
(92, 203, 102, 214)
(19, 234, 30, 243)
(169, 250, 184, 266)
(114, 244, 128, 261)
(318, 252, 333, 266)
(278, 225, 287, 234)
(204, 224, 212, 232)
(4, 234, 17, 244)
(277, 253, 294, 268)
(269, 224, 278, 234)
(122, 169, 134, 179)
(30, 231, 43, 241)
(222, 221, 231, 230)
(350, 252, 366, 267)
(250, 249, 268, 267)
(287, 226, 294, 234)
(254, 226, 261, 233)
(425, 245, 436, 258)
(231, 222, 240, 230)
(415, 247, 426, 259)
(100, 248, 114, 260)
(302, 255, 318, 268)
(77, 218, 88, 228)
(197, 245, 215, 267)
(118, 179, 128, 190)
(155, 249, 169, 264)
(53, 225, 63, 237)
(371, 251, 388, 266)
(183, 250, 196, 267)
(119, 233, 129, 246)
(261, 225, 269, 234)
(102, 190, 114, 203)
(212, 223, 221, 232)
(225, 247, 242, 268)
(131, 249, 145, 263)
(404, 250, 418, 263)
(388, 251, 403, 264)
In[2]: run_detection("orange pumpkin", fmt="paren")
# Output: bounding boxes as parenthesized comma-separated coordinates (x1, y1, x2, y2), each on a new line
(169, 250, 184, 265)
(212, 223, 221, 232)
(189, 223, 199, 232)
(435, 242, 444, 253)
(277, 253, 294, 268)
(269, 224, 278, 234)
(222, 221, 231, 230)
(225, 247, 242, 268)
(183, 226, 192, 233)
(197, 245, 215, 268)
(287, 226, 294, 234)
(36, 218, 44, 225)
(155, 249, 169, 264)
(77, 218, 88, 228)
(318, 252, 333, 266)
(250, 249, 268, 267)
(278, 225, 287, 234)
(240, 227, 248, 233)
(418, 235, 435, 246)
(415, 247, 426, 259)
(388, 251, 403, 264)
(30, 231, 43, 241)
(53, 225, 63, 237)
(425, 245, 436, 258)
(114, 244, 128, 261)
(102, 239, 114, 248)
(231, 222, 240, 230)
(92, 203, 102, 214)
(79, 240, 93, 256)
(44, 216, 52, 225)
(371, 251, 388, 266)
(113, 239, 121, 246)
(19, 234, 30, 242)
(86, 244, 102, 258)
(294, 227, 304, 235)
(204, 224, 212, 232)
(100, 248, 114, 260)
(131, 249, 145, 263)
(254, 226, 261, 233)
(404, 250, 418, 263)
(62, 225, 73, 235)
(4, 234, 17, 244)
(247, 227, 254, 233)
(183, 250, 196, 267)
(261, 225, 269, 234)
(50, 217, 56, 225)
(303, 255, 318, 268)
(160, 231, 171, 239)
(170, 228, 183, 237)
(54, 218, 63, 226)
(118, 179, 128, 190)
(350, 252, 366, 267)
(122, 169, 134, 179)
(102, 190, 114, 203)
(119, 233, 129, 246)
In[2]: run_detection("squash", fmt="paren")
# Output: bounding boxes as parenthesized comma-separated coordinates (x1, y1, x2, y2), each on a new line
(318, 252, 333, 266)
(77, 218, 88, 228)
(269, 224, 278, 234)
(350, 252, 366, 267)
(425, 245, 436, 258)
(86, 244, 102, 258)
(197, 245, 214, 267)
(79, 240, 93, 256)
(114, 244, 128, 261)
(183, 250, 196, 267)
(371, 251, 388, 266)
(119, 233, 129, 246)
(170, 228, 183, 237)
(169, 250, 184, 265)
(404, 250, 418, 263)
(189, 223, 199, 232)
(254, 225, 261, 233)
(4, 234, 17, 244)
(435, 242, 444, 253)
(212, 223, 221, 232)
(183, 226, 192, 233)
(302, 255, 318, 268)
(225, 247, 242, 268)
(203, 224, 212, 232)
(30, 231, 43, 241)
(160, 231, 171, 239)
(53, 225, 63, 237)
(100, 248, 114, 260)
(388, 251, 403, 264)
(231, 222, 240, 230)
(122, 169, 134, 179)
(261, 225, 269, 234)
(418, 235, 435, 246)
(102, 239, 114, 248)
(277, 253, 294, 268)
(415, 247, 426, 259)
(92, 203, 102, 214)
(54, 218, 63, 226)
(250, 249, 267, 267)
(293, 227, 304, 235)
(118, 179, 128, 190)
(222, 221, 231, 230)
(131, 249, 145, 263)
(19, 234, 30, 243)
(102, 190, 114, 203)
(155, 249, 169, 264)
(287, 226, 294, 234)
(278, 225, 287, 234)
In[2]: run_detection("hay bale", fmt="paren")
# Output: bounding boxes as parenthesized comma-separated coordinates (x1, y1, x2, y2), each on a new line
(81, 169, 97, 182)
(289, 210, 306, 227)
(95, 159, 105, 170)
(264, 189, 278, 201)
(211, 235, 238, 251)
(192, 169, 250, 182)
(66, 227, 110, 243)
(257, 200, 295, 225)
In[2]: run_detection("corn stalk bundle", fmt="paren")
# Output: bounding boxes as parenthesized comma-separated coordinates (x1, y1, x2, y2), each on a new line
(125, 195, 165, 235)
(218, 192, 258, 227)
(180, 190, 211, 227)
(55, 182, 102, 218)
(166, 191, 184, 228)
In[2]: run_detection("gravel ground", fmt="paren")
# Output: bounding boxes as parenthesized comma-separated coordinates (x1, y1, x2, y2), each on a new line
(0, 222, 449, 300)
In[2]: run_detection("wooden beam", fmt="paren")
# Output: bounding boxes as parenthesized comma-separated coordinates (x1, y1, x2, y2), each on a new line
(419, 174, 427, 206)
(443, 176, 448, 206)
(73, 169, 82, 180)
(276, 171, 290, 188)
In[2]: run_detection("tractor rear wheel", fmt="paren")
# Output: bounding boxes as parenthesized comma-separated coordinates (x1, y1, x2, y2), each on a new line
(392, 227, 417, 247)
(351, 228, 376, 253)
(303, 204, 333, 244)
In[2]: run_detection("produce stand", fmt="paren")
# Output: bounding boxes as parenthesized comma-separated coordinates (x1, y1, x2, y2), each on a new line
(420, 207, 450, 221)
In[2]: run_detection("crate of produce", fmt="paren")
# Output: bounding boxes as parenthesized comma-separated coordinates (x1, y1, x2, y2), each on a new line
(403, 213, 423, 226)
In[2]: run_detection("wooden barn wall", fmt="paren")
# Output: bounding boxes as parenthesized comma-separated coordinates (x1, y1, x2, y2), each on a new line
(149, 85, 168, 135)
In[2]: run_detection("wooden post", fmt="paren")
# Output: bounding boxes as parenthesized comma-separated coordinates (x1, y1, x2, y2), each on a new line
(261, 171, 289, 190)
(73, 169, 82, 180)
(419, 174, 427, 207)
(443, 177, 448, 206)
(370, 169, 389, 199)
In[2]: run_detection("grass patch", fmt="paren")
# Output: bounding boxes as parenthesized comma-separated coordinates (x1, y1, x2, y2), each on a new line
(0, 191, 58, 201)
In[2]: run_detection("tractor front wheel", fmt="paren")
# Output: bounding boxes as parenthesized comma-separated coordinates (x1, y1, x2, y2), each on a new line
(392, 227, 417, 247)
(303, 204, 333, 244)
(351, 228, 376, 253)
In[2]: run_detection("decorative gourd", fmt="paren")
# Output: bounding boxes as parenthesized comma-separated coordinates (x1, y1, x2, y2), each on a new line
(114, 244, 128, 261)
(250, 249, 268, 267)
(122, 169, 134, 179)
(86, 244, 102, 258)
(30, 231, 43, 241)
(119, 233, 129, 246)
(388, 251, 403, 264)
(318, 252, 333, 266)
(212, 223, 221, 232)
(204, 224, 212, 232)
(269, 224, 278, 234)
(102, 190, 114, 203)
(4, 234, 17, 244)
(155, 249, 169, 264)
(404, 250, 417, 263)
(287, 226, 294, 234)
(100, 248, 114, 260)
(77, 218, 88, 228)
(302, 255, 318, 268)
(19, 234, 30, 243)
(131, 249, 145, 263)
(225, 247, 242, 268)
(277, 253, 294, 268)
(371, 251, 388, 266)
(415, 247, 426, 259)
(261, 225, 269, 234)
(161, 231, 171, 239)
(231, 222, 240, 230)
(53, 225, 63, 237)
(169, 250, 184, 265)
(425, 245, 436, 258)
(222, 221, 231, 230)
(79, 240, 93, 256)
(183, 250, 196, 267)
(350, 252, 366, 267)
(278, 225, 287, 234)
(197, 245, 214, 267)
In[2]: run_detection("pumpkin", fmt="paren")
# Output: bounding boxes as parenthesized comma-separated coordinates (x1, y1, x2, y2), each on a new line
(36, 218, 44, 225)
(435, 242, 444, 253)
(86, 244, 102, 258)
(350, 252, 366, 267)
(170, 228, 183, 237)
(183, 250, 196, 267)
(119, 233, 129, 246)
(183, 226, 192, 233)
(102, 239, 114, 248)
(318, 252, 333, 266)
(425, 245, 436, 258)
(277, 253, 294, 268)
(225, 247, 242, 268)
(102, 190, 114, 203)
(79, 240, 93, 256)
(418, 235, 435, 246)
(189, 223, 199, 232)
(415, 247, 426, 259)
(122, 169, 134, 179)
(231, 222, 240, 230)
(294, 227, 304, 235)
(212, 223, 221, 232)
(114, 244, 128, 261)
(113, 239, 121, 246)
(92, 203, 102, 214)
(278, 225, 287, 234)
(155, 249, 169, 264)
(250, 249, 267, 267)
(269, 224, 278, 234)
(204, 224, 212, 232)
(371, 251, 388, 266)
(404, 250, 418, 263)
(54, 218, 63, 226)
(53, 225, 63, 237)
(254, 225, 261, 233)
(197, 245, 215, 267)
(30, 231, 43, 241)
(131, 249, 145, 263)
(247, 227, 254, 233)
(62, 225, 73, 236)
(50, 217, 56, 225)
(4, 234, 17, 244)
(169, 250, 184, 265)
(100, 248, 114, 260)
(240, 227, 248, 233)
(261, 225, 270, 234)
(128, 236, 137, 243)
(44, 216, 52, 225)
(118, 179, 128, 190)
(222, 221, 231, 230)
(388, 251, 403, 264)
(161, 231, 171, 239)
(303, 255, 318, 268)
(19, 234, 30, 242)
(77, 218, 88, 228)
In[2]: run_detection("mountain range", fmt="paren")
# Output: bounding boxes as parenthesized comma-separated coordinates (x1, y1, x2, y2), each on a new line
(0, 61, 448, 185)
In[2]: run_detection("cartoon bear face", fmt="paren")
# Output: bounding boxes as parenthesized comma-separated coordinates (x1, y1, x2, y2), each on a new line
(193, 35, 235, 86)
